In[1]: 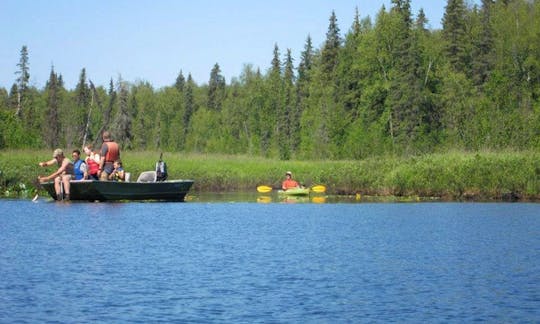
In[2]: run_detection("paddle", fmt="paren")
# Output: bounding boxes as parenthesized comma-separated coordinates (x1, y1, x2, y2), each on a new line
(311, 185, 326, 193)
(257, 184, 326, 193)
(257, 185, 273, 193)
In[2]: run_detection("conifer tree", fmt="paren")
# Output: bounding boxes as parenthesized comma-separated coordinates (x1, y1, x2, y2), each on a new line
(14, 45, 30, 118)
(321, 11, 342, 80)
(336, 7, 364, 115)
(112, 80, 132, 149)
(442, 0, 469, 73)
(183, 74, 195, 147)
(8, 84, 19, 110)
(297, 35, 313, 89)
(295, 36, 314, 152)
(95, 79, 116, 147)
(73, 68, 91, 146)
(416, 8, 428, 31)
(175, 70, 185, 92)
(207, 63, 226, 111)
(44, 66, 61, 148)
(386, 0, 425, 152)
(471, 0, 494, 86)
(279, 49, 295, 160)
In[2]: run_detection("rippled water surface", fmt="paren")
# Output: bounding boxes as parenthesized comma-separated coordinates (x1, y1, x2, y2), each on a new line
(1, 200, 539, 322)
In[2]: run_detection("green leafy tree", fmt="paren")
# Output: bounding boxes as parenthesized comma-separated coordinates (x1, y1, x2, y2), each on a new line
(130, 81, 156, 149)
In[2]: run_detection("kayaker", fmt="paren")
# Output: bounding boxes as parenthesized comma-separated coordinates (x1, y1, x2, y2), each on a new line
(282, 171, 300, 191)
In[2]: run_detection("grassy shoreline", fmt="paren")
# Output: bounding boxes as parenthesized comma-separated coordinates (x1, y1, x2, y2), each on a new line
(1, 150, 539, 201)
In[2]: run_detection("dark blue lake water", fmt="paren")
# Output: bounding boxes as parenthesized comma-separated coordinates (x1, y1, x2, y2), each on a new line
(0, 199, 538, 322)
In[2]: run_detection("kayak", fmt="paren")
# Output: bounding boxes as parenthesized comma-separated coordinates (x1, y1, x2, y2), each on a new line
(278, 187, 310, 196)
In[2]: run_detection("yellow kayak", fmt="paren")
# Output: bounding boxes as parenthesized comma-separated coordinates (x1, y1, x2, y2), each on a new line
(278, 187, 310, 196)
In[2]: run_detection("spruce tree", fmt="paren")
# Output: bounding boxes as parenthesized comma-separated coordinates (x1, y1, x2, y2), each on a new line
(207, 63, 226, 111)
(175, 70, 185, 92)
(44, 66, 61, 148)
(74, 68, 91, 146)
(183, 74, 195, 148)
(297, 35, 313, 89)
(14, 45, 30, 118)
(442, 0, 468, 73)
(387, 0, 425, 152)
(279, 49, 295, 160)
(112, 80, 132, 149)
(321, 11, 342, 80)
(295, 36, 314, 153)
(262, 44, 282, 156)
(471, 0, 494, 86)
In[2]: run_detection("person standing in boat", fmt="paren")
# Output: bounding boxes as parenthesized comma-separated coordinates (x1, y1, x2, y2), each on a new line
(282, 171, 301, 191)
(38, 148, 74, 200)
(72, 149, 88, 180)
(98, 131, 120, 181)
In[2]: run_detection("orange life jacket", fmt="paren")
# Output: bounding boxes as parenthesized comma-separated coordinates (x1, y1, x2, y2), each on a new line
(104, 141, 120, 162)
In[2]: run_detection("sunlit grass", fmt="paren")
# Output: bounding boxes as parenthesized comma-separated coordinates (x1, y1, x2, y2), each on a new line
(1, 149, 539, 200)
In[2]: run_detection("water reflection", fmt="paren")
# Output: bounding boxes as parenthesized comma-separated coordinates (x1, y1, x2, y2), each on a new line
(187, 191, 435, 203)
(186, 191, 333, 203)
(311, 196, 326, 204)
(256, 196, 272, 204)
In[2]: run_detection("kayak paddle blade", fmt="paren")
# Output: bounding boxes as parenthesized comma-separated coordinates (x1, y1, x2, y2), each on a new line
(257, 185, 273, 193)
(311, 185, 326, 193)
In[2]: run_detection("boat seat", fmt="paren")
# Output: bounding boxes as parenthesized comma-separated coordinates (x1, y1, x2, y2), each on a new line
(137, 171, 157, 183)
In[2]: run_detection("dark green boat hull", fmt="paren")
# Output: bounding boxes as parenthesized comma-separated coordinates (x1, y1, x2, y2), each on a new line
(42, 180, 194, 202)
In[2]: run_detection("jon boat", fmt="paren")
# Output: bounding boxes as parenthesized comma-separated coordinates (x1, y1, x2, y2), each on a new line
(277, 187, 310, 196)
(42, 171, 194, 202)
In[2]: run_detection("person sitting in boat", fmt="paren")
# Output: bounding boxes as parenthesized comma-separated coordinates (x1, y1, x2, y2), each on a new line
(282, 171, 301, 191)
(83, 144, 100, 180)
(108, 159, 125, 181)
(38, 148, 74, 200)
(72, 149, 88, 180)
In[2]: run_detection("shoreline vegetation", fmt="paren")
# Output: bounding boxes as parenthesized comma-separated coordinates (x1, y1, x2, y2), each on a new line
(1, 150, 539, 202)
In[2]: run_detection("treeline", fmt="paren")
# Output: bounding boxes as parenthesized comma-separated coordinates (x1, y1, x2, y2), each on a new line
(1, 0, 539, 159)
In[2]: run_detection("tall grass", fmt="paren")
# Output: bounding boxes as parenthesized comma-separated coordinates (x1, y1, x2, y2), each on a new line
(1, 149, 539, 200)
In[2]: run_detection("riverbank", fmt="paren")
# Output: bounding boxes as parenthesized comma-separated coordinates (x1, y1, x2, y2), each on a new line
(1, 150, 539, 201)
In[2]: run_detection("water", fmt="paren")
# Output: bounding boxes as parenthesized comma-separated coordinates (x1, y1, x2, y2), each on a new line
(0, 200, 539, 322)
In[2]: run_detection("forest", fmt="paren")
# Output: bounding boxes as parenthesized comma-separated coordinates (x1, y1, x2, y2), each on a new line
(0, 0, 539, 160)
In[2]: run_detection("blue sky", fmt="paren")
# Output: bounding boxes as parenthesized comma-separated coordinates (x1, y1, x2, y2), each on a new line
(1, 1, 456, 90)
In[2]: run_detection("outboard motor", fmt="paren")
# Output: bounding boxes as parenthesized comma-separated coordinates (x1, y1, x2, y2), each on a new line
(156, 153, 168, 181)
